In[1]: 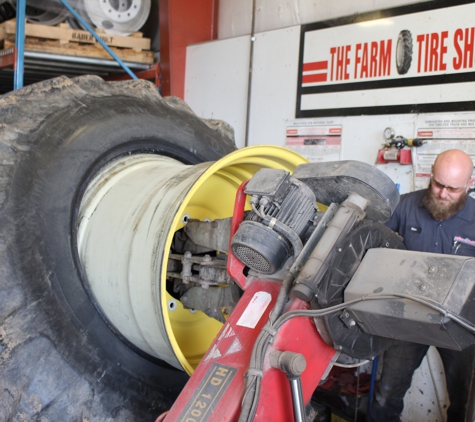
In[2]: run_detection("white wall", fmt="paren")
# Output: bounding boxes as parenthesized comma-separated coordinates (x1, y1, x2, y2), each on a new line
(185, 35, 250, 147)
(248, 26, 301, 148)
(218, 0, 433, 39)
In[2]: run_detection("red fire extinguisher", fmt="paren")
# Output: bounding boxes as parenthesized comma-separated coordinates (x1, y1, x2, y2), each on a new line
(377, 127, 426, 165)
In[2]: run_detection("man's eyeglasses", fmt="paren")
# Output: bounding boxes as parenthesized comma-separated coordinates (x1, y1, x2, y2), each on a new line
(430, 175, 468, 193)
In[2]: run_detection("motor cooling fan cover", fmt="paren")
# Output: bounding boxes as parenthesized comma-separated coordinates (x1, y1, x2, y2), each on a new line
(231, 221, 291, 274)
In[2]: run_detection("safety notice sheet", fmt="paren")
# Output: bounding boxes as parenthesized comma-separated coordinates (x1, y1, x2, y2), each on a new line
(285, 118, 342, 163)
(413, 113, 475, 192)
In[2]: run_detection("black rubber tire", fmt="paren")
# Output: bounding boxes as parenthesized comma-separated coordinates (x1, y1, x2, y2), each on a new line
(396, 30, 413, 75)
(0, 75, 236, 420)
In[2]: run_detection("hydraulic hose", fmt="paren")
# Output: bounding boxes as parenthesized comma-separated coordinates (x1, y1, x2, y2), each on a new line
(262, 215, 303, 259)
(268, 205, 339, 325)
(239, 206, 339, 422)
(239, 291, 475, 422)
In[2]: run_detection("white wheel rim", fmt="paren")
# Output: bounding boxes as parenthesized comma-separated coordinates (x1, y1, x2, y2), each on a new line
(77, 146, 308, 373)
(83, 0, 151, 35)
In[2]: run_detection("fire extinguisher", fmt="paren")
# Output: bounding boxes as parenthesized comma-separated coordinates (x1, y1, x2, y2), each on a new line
(377, 127, 426, 165)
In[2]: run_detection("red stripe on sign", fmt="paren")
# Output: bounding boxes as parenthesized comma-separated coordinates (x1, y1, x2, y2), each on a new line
(302, 73, 327, 83)
(303, 61, 328, 71)
(418, 131, 433, 137)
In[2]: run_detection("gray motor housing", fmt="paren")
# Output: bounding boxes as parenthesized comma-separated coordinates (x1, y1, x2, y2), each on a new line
(293, 160, 399, 223)
(231, 168, 316, 274)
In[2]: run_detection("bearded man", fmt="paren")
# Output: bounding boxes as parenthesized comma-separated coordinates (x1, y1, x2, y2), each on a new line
(369, 149, 475, 422)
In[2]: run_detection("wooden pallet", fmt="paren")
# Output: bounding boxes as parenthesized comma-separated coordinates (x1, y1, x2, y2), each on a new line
(0, 19, 154, 64)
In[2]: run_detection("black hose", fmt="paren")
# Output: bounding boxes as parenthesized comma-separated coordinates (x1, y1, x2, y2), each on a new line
(239, 290, 475, 422)
(268, 204, 339, 325)
(239, 206, 340, 421)
(274, 292, 475, 334)
(262, 216, 303, 258)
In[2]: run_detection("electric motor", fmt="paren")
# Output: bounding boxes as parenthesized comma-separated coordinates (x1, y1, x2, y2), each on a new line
(231, 169, 317, 274)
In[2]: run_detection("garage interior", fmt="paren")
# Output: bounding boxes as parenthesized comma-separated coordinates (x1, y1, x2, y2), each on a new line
(1, 0, 475, 421)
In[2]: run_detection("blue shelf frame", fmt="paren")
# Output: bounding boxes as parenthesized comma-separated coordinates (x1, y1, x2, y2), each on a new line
(13, 0, 138, 90)
(13, 0, 25, 89)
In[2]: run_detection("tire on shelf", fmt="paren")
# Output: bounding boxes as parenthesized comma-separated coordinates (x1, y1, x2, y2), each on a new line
(0, 75, 236, 421)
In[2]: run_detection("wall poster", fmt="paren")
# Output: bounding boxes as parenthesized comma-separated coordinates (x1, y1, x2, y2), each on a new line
(412, 113, 475, 196)
(285, 119, 342, 163)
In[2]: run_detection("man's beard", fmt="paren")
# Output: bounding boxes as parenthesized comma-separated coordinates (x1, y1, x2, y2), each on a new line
(423, 187, 467, 221)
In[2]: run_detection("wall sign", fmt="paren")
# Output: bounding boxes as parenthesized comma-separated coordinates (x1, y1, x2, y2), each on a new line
(297, 1, 475, 117)
(412, 113, 475, 191)
(285, 119, 342, 163)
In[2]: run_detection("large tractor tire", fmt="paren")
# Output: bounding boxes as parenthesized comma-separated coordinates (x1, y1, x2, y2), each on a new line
(0, 75, 236, 421)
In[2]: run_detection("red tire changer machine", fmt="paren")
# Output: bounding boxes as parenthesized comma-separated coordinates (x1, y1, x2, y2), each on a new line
(165, 161, 475, 422)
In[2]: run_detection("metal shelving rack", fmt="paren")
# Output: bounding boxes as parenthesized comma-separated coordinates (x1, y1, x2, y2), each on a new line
(4, 0, 159, 91)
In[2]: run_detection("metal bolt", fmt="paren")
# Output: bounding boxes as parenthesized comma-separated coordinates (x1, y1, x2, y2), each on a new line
(337, 248, 342, 252)
(168, 299, 178, 311)
(203, 254, 212, 262)
(349, 320, 356, 327)
(428, 266, 436, 273)
(419, 284, 427, 291)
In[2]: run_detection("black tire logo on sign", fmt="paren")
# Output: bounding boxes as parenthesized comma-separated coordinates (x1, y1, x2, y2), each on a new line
(396, 30, 413, 74)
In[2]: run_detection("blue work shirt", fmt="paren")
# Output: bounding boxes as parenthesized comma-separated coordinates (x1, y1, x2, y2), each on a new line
(385, 189, 475, 257)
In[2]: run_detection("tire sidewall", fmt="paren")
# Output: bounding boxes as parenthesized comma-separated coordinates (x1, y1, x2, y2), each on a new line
(9, 93, 235, 401)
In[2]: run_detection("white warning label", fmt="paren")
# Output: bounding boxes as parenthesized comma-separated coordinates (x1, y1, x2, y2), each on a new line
(225, 338, 243, 356)
(236, 291, 272, 329)
(204, 344, 222, 362)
